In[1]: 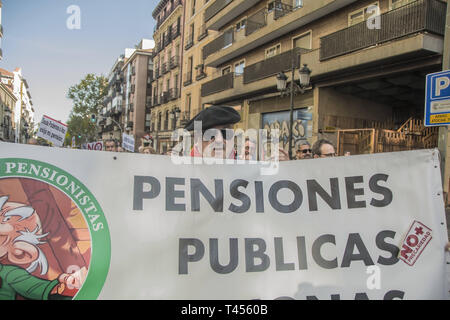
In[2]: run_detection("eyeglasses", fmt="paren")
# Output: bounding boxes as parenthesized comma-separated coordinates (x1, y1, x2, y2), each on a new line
(301, 149, 312, 154)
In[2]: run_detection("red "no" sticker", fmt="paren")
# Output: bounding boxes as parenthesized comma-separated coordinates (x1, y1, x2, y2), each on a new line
(399, 221, 433, 266)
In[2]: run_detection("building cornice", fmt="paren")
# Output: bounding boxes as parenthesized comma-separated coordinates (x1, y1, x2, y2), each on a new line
(152, 0, 170, 19)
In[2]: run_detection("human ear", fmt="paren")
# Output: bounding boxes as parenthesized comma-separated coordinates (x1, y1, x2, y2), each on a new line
(8, 241, 39, 266)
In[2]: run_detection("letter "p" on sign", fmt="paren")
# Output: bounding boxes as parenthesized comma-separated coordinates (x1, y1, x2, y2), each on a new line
(435, 76, 450, 97)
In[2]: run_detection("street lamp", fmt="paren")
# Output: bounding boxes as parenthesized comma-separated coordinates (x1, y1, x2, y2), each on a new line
(170, 107, 181, 130)
(276, 49, 312, 160)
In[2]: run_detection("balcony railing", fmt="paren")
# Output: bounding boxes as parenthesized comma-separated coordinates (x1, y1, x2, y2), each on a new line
(245, 8, 267, 36)
(244, 48, 301, 84)
(153, 95, 161, 106)
(205, 0, 234, 22)
(201, 72, 234, 97)
(185, 34, 194, 50)
(195, 64, 207, 81)
(172, 24, 181, 39)
(169, 88, 179, 100)
(198, 24, 209, 41)
(163, 33, 172, 47)
(184, 72, 193, 87)
(162, 62, 169, 74)
(162, 92, 170, 104)
(320, 0, 446, 61)
(203, 28, 234, 59)
(170, 55, 180, 69)
(270, 1, 293, 20)
(155, 0, 182, 31)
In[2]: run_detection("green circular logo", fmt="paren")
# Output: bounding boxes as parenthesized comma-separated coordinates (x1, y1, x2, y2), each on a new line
(0, 158, 111, 300)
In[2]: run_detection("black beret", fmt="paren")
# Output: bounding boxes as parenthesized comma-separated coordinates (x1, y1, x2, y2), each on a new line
(184, 105, 241, 131)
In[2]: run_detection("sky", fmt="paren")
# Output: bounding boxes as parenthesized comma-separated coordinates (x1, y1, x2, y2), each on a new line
(1, 0, 157, 123)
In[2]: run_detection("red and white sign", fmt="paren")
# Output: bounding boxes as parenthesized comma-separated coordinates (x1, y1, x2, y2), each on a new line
(82, 141, 104, 151)
(399, 221, 433, 266)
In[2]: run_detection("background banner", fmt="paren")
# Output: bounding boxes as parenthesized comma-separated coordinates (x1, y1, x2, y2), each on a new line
(0, 143, 448, 300)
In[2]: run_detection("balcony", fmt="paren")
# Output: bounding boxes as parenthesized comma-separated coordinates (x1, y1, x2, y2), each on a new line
(205, 0, 263, 31)
(172, 24, 181, 39)
(153, 95, 161, 106)
(271, 1, 293, 20)
(195, 64, 207, 81)
(162, 91, 170, 104)
(163, 33, 172, 47)
(185, 34, 194, 51)
(204, 0, 361, 68)
(154, 0, 183, 31)
(320, 0, 446, 61)
(183, 72, 193, 87)
(201, 72, 234, 97)
(198, 24, 209, 42)
(169, 87, 179, 100)
(203, 28, 234, 60)
(170, 55, 180, 69)
(162, 62, 169, 74)
(155, 68, 161, 79)
(244, 48, 300, 84)
(245, 8, 266, 37)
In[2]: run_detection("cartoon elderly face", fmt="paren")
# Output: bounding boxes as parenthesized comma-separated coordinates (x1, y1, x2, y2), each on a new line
(0, 196, 48, 275)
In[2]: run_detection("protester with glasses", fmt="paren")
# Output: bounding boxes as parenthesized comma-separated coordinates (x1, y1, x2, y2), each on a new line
(312, 139, 337, 159)
(296, 141, 313, 160)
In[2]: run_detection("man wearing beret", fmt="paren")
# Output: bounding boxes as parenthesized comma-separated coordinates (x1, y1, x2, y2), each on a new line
(184, 105, 289, 161)
(184, 105, 241, 159)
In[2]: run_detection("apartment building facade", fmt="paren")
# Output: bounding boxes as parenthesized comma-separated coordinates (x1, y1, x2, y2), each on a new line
(200, 0, 446, 155)
(0, 68, 35, 144)
(122, 46, 154, 148)
(150, 0, 185, 154)
(99, 41, 154, 149)
(0, 0, 3, 60)
(0, 82, 16, 142)
(99, 55, 127, 142)
(181, 0, 219, 127)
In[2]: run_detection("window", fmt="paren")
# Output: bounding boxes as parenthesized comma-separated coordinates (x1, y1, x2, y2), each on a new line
(186, 94, 192, 117)
(348, 2, 379, 26)
(236, 19, 246, 31)
(190, 24, 195, 42)
(293, 0, 303, 9)
(391, 0, 415, 9)
(221, 66, 231, 75)
(293, 32, 311, 50)
(234, 60, 245, 76)
(265, 44, 281, 59)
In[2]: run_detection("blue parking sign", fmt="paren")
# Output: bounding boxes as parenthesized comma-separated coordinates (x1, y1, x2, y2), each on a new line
(425, 70, 450, 126)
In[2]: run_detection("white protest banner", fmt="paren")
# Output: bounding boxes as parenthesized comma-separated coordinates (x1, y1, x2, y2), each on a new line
(82, 141, 104, 151)
(122, 133, 135, 152)
(0, 143, 448, 300)
(36, 115, 68, 147)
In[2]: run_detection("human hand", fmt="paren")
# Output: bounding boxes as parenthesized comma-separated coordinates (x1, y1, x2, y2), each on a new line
(58, 266, 88, 291)
(277, 149, 290, 162)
